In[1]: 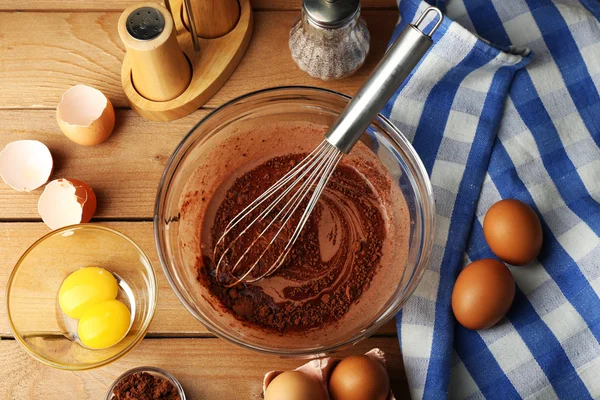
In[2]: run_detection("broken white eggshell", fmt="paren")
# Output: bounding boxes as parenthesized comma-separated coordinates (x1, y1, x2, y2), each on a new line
(263, 348, 396, 400)
(0, 140, 53, 191)
(57, 84, 115, 146)
(38, 178, 97, 230)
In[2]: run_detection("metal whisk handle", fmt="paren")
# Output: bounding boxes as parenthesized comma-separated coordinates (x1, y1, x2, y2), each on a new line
(325, 7, 443, 153)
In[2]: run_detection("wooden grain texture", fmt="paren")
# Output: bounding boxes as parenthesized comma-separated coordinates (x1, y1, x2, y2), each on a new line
(122, 0, 254, 121)
(0, 109, 204, 220)
(0, 337, 408, 399)
(0, 222, 206, 337)
(1, 2, 408, 393)
(0, 222, 398, 338)
(0, 0, 398, 11)
(0, 10, 398, 109)
(119, 2, 193, 102)
(184, 0, 241, 38)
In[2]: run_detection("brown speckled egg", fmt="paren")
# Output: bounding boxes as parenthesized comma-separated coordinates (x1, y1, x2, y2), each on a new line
(452, 259, 515, 330)
(264, 371, 326, 400)
(483, 199, 543, 265)
(329, 355, 390, 400)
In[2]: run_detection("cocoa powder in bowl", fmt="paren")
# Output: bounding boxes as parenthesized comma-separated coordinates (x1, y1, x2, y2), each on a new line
(111, 372, 181, 400)
(198, 153, 386, 332)
(177, 121, 411, 347)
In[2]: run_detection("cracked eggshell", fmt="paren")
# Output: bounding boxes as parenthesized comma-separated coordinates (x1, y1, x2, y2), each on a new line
(38, 178, 97, 230)
(57, 84, 115, 146)
(0, 140, 53, 191)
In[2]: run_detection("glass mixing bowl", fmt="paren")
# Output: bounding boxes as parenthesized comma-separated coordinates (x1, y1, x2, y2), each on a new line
(6, 224, 157, 370)
(155, 86, 434, 356)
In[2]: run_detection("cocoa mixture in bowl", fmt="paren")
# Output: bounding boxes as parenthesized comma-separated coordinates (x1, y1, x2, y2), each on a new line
(156, 88, 435, 355)
(178, 121, 411, 339)
(198, 154, 386, 332)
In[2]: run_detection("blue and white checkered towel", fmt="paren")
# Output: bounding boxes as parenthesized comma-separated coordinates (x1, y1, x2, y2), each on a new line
(383, 0, 600, 398)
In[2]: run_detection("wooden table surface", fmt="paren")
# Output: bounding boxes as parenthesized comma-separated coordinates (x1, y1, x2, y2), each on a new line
(0, 1, 408, 398)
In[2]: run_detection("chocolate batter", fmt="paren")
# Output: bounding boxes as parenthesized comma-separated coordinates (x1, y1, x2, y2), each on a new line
(177, 121, 411, 344)
(196, 153, 386, 332)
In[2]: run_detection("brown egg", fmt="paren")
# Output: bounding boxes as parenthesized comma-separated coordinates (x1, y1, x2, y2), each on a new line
(264, 371, 326, 400)
(329, 355, 390, 400)
(452, 259, 515, 330)
(483, 199, 543, 265)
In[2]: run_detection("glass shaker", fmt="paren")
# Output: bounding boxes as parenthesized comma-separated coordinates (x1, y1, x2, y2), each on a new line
(290, 0, 370, 80)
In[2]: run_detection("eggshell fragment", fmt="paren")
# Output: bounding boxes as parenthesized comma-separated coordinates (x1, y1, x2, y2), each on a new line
(484, 199, 543, 265)
(38, 178, 97, 230)
(0, 140, 53, 191)
(57, 84, 115, 146)
(452, 258, 515, 330)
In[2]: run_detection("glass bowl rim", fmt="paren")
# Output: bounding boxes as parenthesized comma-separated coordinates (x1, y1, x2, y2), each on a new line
(104, 366, 186, 400)
(5, 223, 159, 370)
(154, 85, 435, 356)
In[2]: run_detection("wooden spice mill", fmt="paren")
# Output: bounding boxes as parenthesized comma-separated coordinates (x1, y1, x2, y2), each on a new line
(118, 0, 253, 121)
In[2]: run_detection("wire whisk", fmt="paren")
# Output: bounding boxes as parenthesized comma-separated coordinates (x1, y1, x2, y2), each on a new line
(212, 7, 442, 287)
(213, 141, 343, 286)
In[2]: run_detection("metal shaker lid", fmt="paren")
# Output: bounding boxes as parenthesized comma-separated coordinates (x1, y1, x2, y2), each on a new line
(303, 0, 360, 28)
(126, 6, 165, 40)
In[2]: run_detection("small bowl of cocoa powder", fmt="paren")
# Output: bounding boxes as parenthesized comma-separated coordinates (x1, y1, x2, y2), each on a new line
(106, 366, 185, 400)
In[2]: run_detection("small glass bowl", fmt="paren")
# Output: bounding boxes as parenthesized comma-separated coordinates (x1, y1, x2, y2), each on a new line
(155, 86, 435, 356)
(105, 366, 186, 400)
(6, 224, 157, 370)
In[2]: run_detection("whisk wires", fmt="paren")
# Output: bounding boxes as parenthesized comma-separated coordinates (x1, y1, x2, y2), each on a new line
(213, 140, 343, 287)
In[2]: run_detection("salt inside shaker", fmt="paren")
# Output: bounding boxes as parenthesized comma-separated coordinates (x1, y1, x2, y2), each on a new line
(290, 0, 370, 80)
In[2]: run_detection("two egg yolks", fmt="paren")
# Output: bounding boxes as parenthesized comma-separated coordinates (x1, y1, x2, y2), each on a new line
(58, 267, 130, 349)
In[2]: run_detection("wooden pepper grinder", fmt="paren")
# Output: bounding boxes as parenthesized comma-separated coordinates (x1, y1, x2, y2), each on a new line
(183, 0, 241, 38)
(119, 0, 253, 121)
(118, 2, 192, 102)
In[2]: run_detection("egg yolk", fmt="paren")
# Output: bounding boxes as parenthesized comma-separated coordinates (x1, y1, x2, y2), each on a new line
(59, 267, 119, 319)
(78, 299, 131, 349)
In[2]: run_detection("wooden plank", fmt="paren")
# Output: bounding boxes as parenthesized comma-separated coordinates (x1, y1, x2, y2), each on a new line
(0, 109, 205, 220)
(0, 0, 397, 11)
(0, 10, 398, 109)
(0, 222, 398, 337)
(0, 337, 409, 399)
